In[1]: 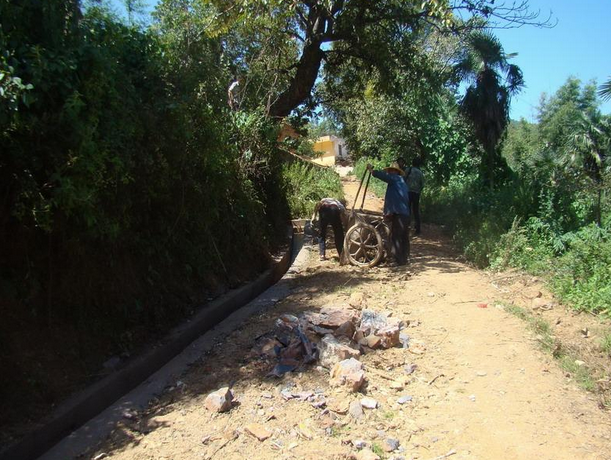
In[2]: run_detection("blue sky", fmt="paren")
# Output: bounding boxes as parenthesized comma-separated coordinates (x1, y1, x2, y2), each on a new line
(495, 0, 611, 121)
(111, 0, 610, 122)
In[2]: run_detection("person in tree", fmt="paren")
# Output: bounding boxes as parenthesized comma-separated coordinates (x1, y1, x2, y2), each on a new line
(398, 157, 424, 235)
(312, 197, 348, 261)
(227, 75, 242, 110)
(366, 162, 410, 265)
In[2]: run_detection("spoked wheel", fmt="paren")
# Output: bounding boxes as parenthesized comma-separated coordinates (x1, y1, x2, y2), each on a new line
(343, 223, 384, 267)
(373, 219, 390, 261)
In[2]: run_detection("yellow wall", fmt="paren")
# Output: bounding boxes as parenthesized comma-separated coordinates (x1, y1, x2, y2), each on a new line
(312, 137, 336, 166)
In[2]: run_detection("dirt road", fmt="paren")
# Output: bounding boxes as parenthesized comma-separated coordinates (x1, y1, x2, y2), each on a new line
(82, 177, 611, 460)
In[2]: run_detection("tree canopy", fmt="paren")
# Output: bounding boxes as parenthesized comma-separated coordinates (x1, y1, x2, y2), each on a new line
(201, 0, 548, 118)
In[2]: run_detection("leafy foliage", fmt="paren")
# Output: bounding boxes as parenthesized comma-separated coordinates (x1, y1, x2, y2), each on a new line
(282, 160, 344, 218)
(456, 29, 524, 187)
(0, 1, 294, 425)
(425, 76, 610, 315)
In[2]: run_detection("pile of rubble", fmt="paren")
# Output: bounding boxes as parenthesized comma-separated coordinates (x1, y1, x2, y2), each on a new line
(247, 293, 407, 393)
(204, 294, 409, 411)
(201, 294, 413, 458)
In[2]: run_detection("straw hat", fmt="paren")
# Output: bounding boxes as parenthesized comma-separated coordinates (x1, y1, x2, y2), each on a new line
(384, 161, 405, 176)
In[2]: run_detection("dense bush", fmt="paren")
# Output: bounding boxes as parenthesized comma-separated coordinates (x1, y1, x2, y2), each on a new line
(0, 2, 284, 324)
(421, 78, 610, 315)
(0, 1, 294, 430)
(491, 221, 611, 315)
(282, 160, 344, 218)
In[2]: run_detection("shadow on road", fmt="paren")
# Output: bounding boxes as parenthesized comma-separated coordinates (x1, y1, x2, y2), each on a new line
(87, 224, 464, 457)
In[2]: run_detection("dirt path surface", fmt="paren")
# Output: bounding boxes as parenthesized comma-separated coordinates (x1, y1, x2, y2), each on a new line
(82, 177, 611, 460)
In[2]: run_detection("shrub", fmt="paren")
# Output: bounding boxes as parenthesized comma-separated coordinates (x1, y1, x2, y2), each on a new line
(282, 161, 344, 218)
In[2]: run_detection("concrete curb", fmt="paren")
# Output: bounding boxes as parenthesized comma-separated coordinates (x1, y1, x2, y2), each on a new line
(1, 229, 294, 460)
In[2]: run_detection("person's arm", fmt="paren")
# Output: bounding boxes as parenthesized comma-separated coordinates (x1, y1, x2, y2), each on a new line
(311, 201, 321, 222)
(366, 163, 391, 183)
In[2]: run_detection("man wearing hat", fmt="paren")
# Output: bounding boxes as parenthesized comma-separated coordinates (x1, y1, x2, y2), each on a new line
(366, 161, 410, 265)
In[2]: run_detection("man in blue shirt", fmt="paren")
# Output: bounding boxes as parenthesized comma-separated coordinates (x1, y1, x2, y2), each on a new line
(366, 162, 410, 265)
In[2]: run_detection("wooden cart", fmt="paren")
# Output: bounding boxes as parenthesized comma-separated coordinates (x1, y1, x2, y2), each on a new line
(343, 170, 390, 267)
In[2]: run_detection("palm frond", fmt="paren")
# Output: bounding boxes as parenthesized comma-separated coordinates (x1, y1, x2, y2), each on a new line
(598, 76, 611, 101)
(506, 64, 524, 94)
(467, 29, 505, 69)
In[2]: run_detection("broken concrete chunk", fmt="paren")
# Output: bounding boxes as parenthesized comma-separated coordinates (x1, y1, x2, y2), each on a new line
(330, 358, 366, 392)
(377, 324, 401, 349)
(204, 387, 234, 413)
(356, 448, 381, 460)
(365, 334, 382, 349)
(349, 292, 367, 309)
(308, 307, 359, 329)
(244, 423, 272, 441)
(382, 438, 400, 452)
(319, 334, 360, 368)
(352, 439, 368, 449)
(349, 400, 364, 420)
(334, 320, 356, 339)
(359, 309, 390, 335)
(397, 395, 412, 405)
(360, 397, 378, 409)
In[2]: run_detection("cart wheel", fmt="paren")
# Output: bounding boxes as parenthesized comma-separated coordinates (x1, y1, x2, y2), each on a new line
(373, 219, 390, 261)
(344, 223, 384, 267)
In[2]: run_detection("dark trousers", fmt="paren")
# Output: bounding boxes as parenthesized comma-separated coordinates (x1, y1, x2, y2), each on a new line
(409, 191, 421, 234)
(319, 206, 345, 257)
(389, 213, 410, 265)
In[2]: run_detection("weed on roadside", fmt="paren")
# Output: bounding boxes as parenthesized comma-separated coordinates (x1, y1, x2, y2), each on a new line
(329, 424, 351, 438)
(601, 332, 611, 356)
(371, 442, 386, 458)
(499, 301, 599, 393)
(502, 302, 555, 352)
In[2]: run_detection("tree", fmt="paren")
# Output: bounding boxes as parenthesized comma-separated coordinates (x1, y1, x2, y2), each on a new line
(564, 113, 610, 227)
(456, 29, 524, 187)
(599, 76, 611, 101)
(206, 0, 546, 119)
(503, 77, 610, 229)
(538, 77, 599, 151)
(122, 0, 147, 25)
(502, 118, 540, 174)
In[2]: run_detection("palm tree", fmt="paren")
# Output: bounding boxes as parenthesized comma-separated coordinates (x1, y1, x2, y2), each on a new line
(599, 76, 611, 101)
(564, 113, 610, 226)
(455, 30, 524, 187)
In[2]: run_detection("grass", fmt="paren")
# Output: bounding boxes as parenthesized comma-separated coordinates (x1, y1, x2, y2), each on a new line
(559, 356, 596, 392)
(500, 301, 598, 393)
(331, 284, 356, 295)
(600, 332, 611, 356)
(371, 442, 386, 458)
(329, 424, 351, 438)
(502, 302, 555, 352)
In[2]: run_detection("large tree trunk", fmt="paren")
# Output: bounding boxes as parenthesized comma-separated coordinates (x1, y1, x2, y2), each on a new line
(268, 41, 325, 119)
